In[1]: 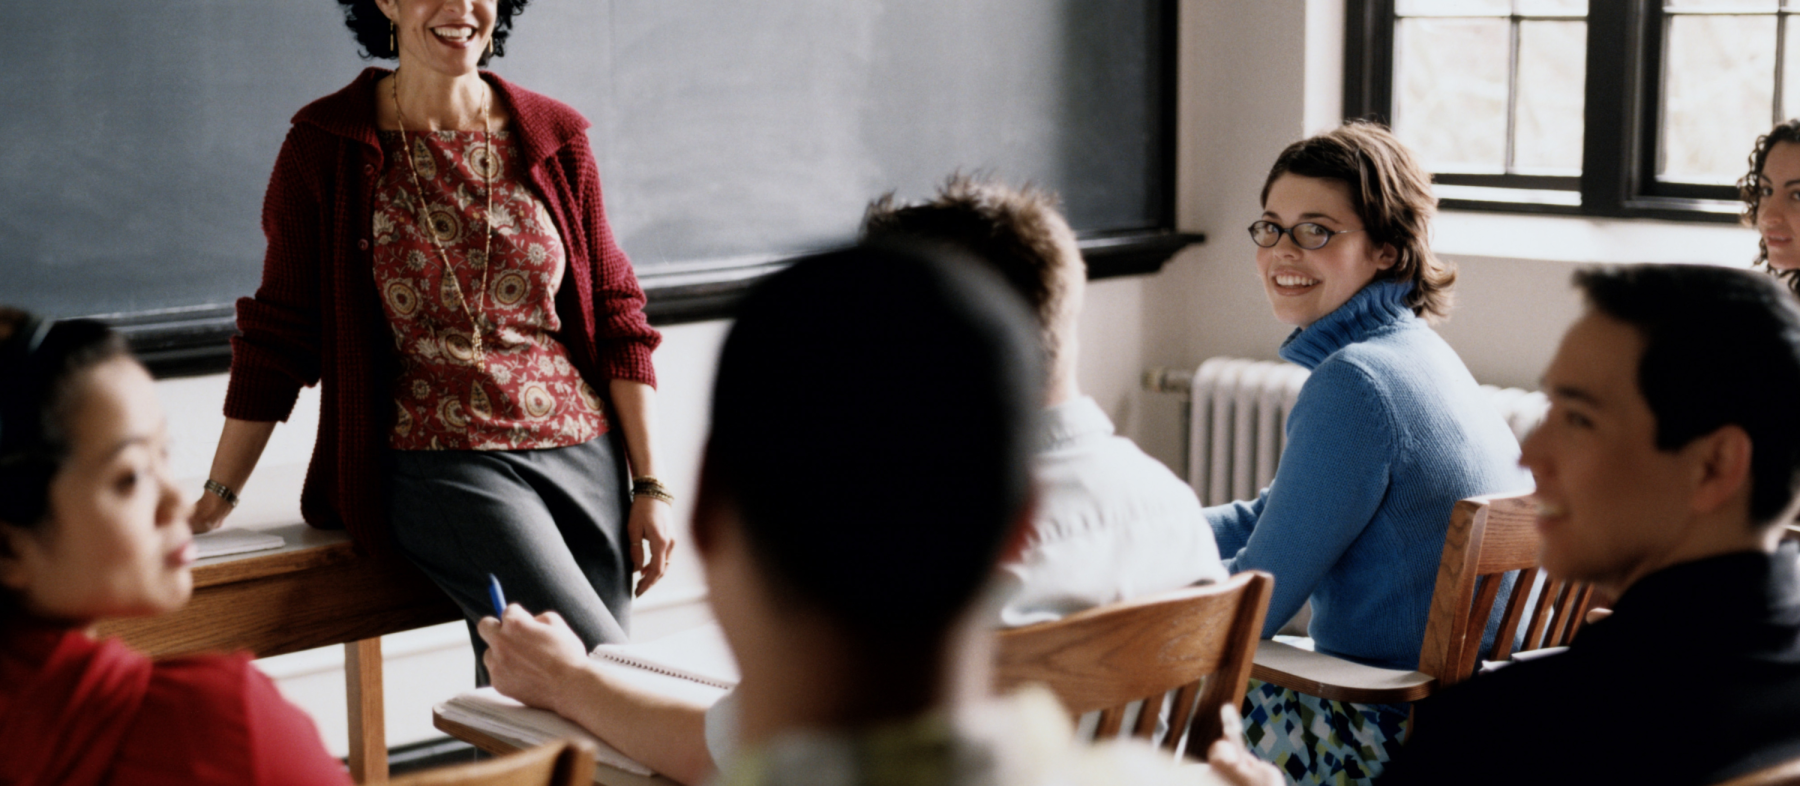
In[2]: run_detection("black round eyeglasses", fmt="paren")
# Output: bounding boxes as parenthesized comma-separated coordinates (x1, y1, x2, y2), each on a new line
(1247, 220, 1360, 250)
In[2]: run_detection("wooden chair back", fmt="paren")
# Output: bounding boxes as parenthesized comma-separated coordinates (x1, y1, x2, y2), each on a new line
(1415, 493, 1599, 690)
(1710, 757, 1800, 786)
(994, 570, 1273, 758)
(383, 740, 596, 786)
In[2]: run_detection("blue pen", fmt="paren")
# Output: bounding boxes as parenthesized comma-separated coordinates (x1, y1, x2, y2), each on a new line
(487, 573, 507, 618)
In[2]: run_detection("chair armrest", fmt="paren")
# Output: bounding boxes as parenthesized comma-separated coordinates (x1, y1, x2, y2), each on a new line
(1250, 640, 1437, 704)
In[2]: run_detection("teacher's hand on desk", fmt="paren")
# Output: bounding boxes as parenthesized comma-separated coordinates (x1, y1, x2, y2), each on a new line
(191, 491, 233, 534)
(478, 605, 590, 718)
(630, 495, 674, 597)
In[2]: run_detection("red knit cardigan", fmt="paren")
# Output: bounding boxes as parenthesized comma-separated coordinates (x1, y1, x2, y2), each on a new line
(225, 68, 660, 554)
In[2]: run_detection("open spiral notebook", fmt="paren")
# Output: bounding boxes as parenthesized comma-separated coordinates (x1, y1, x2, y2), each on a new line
(435, 622, 737, 777)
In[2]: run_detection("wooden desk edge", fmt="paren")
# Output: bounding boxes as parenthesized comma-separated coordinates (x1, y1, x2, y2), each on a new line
(433, 715, 677, 786)
(192, 523, 361, 589)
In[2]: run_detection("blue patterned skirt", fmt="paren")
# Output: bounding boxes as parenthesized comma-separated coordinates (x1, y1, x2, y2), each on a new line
(1239, 678, 1410, 785)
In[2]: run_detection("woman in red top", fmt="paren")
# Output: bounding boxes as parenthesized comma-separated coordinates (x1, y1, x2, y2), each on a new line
(192, 0, 671, 676)
(0, 310, 349, 786)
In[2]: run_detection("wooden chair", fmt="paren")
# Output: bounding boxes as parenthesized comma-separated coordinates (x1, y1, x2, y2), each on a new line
(382, 740, 597, 786)
(994, 570, 1273, 758)
(1251, 493, 1598, 707)
(1711, 758, 1800, 786)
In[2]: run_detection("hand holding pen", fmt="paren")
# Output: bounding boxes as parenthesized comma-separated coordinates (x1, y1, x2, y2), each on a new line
(487, 573, 507, 623)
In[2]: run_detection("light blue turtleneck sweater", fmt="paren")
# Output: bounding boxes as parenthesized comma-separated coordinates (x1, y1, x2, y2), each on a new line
(1206, 279, 1532, 671)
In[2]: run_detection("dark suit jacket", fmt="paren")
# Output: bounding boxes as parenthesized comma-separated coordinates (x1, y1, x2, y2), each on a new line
(1381, 544, 1800, 785)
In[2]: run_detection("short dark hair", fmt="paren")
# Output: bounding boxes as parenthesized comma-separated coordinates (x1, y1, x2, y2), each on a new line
(1573, 264, 1800, 525)
(861, 175, 1084, 373)
(706, 243, 1042, 640)
(336, 0, 530, 63)
(1739, 118, 1800, 295)
(0, 308, 131, 527)
(1262, 121, 1456, 321)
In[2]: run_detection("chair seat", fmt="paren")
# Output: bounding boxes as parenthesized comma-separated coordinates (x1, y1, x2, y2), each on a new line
(1247, 493, 1597, 722)
(1249, 640, 1435, 704)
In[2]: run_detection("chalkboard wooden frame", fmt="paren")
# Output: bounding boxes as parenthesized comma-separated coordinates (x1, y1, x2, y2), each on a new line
(94, 0, 1200, 378)
(121, 230, 1202, 377)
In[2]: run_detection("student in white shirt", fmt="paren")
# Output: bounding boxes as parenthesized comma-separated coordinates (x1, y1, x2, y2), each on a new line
(480, 179, 1226, 784)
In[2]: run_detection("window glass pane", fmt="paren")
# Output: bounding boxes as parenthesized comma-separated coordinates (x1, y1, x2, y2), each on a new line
(1660, 14, 1776, 183)
(1395, 18, 1509, 171)
(1514, 0, 1587, 16)
(1396, 0, 1508, 16)
(1515, 21, 1587, 172)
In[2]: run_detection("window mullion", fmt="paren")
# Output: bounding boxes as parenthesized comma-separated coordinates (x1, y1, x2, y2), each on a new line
(1506, 15, 1522, 174)
(1344, 0, 1397, 122)
(1778, 12, 1789, 124)
(1579, 0, 1650, 216)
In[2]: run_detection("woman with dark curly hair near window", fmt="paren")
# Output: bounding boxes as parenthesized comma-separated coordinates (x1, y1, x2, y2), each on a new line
(1741, 119, 1800, 294)
(195, 0, 671, 681)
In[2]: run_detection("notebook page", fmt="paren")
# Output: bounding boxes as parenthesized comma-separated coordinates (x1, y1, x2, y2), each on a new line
(589, 622, 739, 689)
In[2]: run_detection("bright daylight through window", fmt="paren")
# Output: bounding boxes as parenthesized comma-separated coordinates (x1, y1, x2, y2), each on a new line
(1356, 0, 1800, 219)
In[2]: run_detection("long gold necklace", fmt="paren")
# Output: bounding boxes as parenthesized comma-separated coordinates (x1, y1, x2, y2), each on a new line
(393, 68, 495, 369)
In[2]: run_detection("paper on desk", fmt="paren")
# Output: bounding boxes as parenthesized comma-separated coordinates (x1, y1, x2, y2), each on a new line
(439, 623, 736, 779)
(194, 528, 285, 559)
(590, 622, 739, 689)
(437, 688, 656, 776)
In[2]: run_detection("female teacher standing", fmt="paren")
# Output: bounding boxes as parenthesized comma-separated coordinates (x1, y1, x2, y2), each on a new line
(192, 0, 671, 674)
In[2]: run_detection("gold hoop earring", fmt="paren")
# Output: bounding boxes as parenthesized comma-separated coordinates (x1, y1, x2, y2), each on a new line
(389, 21, 396, 54)
(486, 36, 494, 57)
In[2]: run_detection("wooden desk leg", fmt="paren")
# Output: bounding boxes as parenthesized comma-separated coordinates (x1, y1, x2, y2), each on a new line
(345, 638, 388, 783)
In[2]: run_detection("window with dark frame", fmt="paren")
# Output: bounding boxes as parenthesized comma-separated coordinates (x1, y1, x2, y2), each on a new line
(1347, 0, 1800, 221)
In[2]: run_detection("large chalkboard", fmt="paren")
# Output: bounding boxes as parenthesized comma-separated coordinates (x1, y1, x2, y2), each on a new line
(3, 1, 1190, 373)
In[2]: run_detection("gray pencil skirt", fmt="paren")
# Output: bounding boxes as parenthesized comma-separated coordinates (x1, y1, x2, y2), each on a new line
(387, 435, 632, 684)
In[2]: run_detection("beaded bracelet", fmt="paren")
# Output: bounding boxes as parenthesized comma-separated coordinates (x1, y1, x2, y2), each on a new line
(203, 479, 240, 509)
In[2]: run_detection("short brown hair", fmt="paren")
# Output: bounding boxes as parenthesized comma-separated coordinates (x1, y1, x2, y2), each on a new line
(1739, 118, 1800, 295)
(861, 175, 1084, 370)
(1261, 121, 1455, 322)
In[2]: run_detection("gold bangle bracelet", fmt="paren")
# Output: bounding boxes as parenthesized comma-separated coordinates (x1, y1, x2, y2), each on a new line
(634, 487, 674, 504)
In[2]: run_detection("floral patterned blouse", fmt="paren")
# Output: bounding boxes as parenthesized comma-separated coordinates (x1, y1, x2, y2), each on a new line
(371, 129, 607, 451)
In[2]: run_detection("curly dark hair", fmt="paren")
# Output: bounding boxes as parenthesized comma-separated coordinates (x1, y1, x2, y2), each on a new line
(1739, 118, 1800, 295)
(336, 0, 531, 64)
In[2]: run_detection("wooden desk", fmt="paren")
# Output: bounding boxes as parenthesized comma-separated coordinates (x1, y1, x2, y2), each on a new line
(435, 716, 676, 786)
(94, 522, 461, 783)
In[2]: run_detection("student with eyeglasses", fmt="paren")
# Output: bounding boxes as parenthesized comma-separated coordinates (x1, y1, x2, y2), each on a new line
(1207, 122, 1531, 784)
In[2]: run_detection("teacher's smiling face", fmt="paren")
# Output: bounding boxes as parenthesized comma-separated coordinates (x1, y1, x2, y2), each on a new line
(1255, 174, 1398, 328)
(378, 0, 498, 78)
